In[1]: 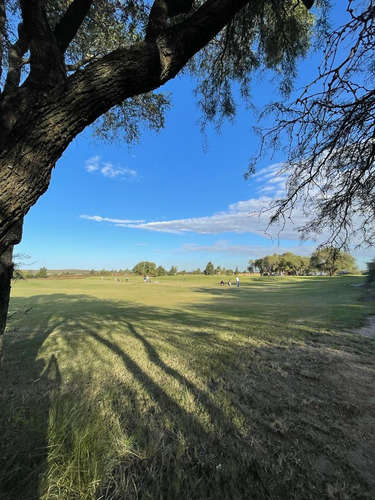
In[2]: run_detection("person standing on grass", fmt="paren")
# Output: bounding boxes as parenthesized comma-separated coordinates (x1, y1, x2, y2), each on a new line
(235, 275, 240, 287)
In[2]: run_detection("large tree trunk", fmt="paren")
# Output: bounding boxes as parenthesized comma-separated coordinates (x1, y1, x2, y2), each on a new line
(0, 219, 23, 362)
(0, 246, 14, 363)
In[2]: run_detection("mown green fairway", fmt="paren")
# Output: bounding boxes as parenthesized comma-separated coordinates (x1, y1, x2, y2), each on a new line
(1, 275, 375, 499)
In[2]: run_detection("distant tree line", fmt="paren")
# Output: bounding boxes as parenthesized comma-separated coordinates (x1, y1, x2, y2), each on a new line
(14, 247, 364, 281)
(203, 262, 242, 276)
(248, 247, 358, 277)
(14, 266, 48, 279)
(131, 261, 243, 277)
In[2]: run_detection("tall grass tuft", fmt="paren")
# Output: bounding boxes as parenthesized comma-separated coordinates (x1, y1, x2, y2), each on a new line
(40, 390, 134, 500)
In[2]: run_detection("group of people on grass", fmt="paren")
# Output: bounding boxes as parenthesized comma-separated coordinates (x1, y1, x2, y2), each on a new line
(220, 276, 240, 287)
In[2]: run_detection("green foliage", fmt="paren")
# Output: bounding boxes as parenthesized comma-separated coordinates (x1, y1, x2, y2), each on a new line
(204, 261, 215, 275)
(168, 265, 178, 276)
(93, 92, 171, 145)
(310, 247, 358, 276)
(251, 249, 357, 276)
(156, 265, 167, 276)
(12, 253, 33, 279)
(247, 260, 255, 273)
(12, 269, 25, 280)
(45, 0, 317, 140)
(37, 267, 48, 278)
(132, 261, 157, 276)
(192, 0, 315, 129)
(262, 254, 280, 274)
(190, 268, 202, 275)
(2, 0, 168, 146)
(1, 0, 319, 145)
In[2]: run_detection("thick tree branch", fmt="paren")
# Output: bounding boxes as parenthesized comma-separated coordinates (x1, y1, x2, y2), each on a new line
(54, 0, 94, 53)
(0, 0, 5, 84)
(20, 0, 65, 86)
(0, 21, 29, 144)
(66, 54, 95, 72)
(0, 0, 254, 242)
(146, 0, 194, 40)
(2, 23, 29, 96)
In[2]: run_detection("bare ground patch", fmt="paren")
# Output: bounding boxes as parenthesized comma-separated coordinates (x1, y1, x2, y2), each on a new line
(222, 341, 375, 499)
(352, 315, 375, 338)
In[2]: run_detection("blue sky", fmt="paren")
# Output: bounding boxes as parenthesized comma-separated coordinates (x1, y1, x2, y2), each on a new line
(16, 2, 374, 272)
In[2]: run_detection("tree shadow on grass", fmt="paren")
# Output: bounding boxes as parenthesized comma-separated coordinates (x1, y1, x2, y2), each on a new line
(2, 291, 375, 499)
(0, 293, 268, 499)
(0, 319, 61, 500)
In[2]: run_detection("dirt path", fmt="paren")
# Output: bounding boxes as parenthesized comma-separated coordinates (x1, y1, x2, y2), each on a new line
(352, 316, 375, 338)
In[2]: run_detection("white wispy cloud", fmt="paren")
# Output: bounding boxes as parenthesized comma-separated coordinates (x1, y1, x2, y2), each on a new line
(80, 196, 307, 241)
(80, 215, 145, 224)
(79, 162, 313, 241)
(101, 163, 137, 179)
(85, 155, 100, 172)
(84, 156, 137, 180)
(252, 163, 288, 197)
(179, 241, 316, 257)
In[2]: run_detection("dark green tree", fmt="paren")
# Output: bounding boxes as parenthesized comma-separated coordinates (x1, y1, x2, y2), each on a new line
(204, 261, 215, 275)
(262, 254, 280, 275)
(168, 265, 178, 276)
(37, 267, 48, 278)
(247, 260, 255, 274)
(310, 247, 357, 277)
(156, 265, 167, 276)
(253, 258, 264, 274)
(132, 261, 156, 276)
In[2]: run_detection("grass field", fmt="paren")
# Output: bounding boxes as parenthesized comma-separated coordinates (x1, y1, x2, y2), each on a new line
(1, 274, 375, 499)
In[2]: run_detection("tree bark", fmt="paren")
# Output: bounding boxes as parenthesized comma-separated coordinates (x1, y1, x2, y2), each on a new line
(0, 219, 22, 363)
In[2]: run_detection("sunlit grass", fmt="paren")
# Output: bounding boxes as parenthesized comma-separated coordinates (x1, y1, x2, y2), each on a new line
(1, 275, 375, 499)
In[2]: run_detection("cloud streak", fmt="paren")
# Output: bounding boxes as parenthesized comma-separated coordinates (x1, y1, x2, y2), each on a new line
(179, 241, 316, 258)
(80, 215, 145, 224)
(80, 163, 318, 242)
(85, 156, 137, 180)
(80, 197, 307, 241)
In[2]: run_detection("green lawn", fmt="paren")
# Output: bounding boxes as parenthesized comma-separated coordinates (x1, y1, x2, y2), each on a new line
(1, 275, 375, 499)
